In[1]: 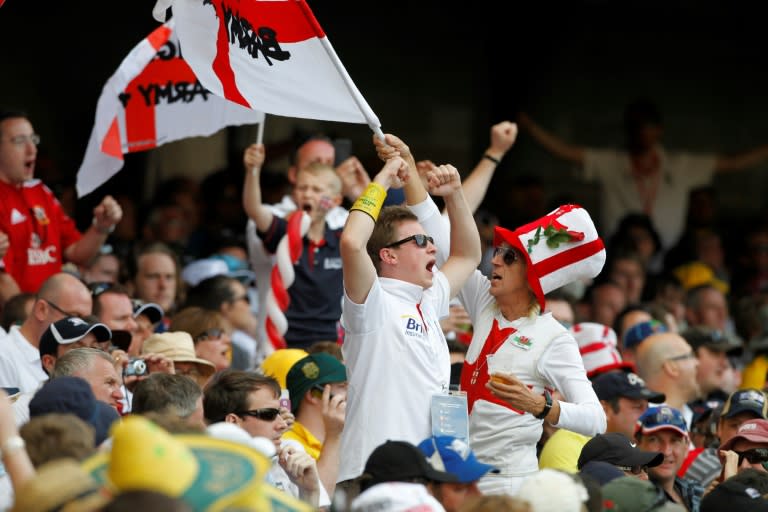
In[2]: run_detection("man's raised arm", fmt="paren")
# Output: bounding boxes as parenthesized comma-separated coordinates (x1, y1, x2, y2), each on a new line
(340, 156, 410, 304)
(424, 165, 481, 298)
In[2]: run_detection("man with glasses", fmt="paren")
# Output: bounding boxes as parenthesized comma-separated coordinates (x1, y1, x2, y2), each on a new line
(202, 369, 329, 508)
(578, 432, 664, 480)
(720, 418, 768, 477)
(0, 272, 91, 394)
(338, 141, 481, 492)
(636, 332, 702, 427)
(0, 108, 122, 296)
(682, 388, 768, 488)
(636, 406, 704, 512)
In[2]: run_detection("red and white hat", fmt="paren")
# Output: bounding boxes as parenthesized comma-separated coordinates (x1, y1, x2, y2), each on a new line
(570, 322, 636, 378)
(494, 204, 606, 310)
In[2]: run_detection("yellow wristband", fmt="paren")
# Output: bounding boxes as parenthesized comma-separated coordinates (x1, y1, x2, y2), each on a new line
(350, 182, 387, 222)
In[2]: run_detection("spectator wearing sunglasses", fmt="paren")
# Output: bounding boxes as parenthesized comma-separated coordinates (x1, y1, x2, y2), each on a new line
(202, 369, 330, 508)
(681, 388, 767, 488)
(183, 274, 259, 371)
(635, 406, 704, 512)
(169, 306, 232, 372)
(337, 138, 481, 492)
(720, 418, 768, 479)
(407, 162, 606, 492)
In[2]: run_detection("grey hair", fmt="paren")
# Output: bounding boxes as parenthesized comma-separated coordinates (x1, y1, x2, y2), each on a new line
(131, 373, 201, 419)
(51, 348, 114, 379)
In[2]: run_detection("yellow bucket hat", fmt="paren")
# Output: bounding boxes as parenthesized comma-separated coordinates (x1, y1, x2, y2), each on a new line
(259, 348, 308, 388)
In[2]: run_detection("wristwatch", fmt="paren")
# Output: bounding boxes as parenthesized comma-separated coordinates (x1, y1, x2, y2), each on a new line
(535, 389, 553, 420)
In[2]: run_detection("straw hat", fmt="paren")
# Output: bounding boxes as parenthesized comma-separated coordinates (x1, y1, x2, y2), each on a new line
(142, 332, 216, 379)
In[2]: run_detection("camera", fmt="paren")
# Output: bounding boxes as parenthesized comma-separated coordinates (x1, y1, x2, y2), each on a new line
(124, 357, 148, 377)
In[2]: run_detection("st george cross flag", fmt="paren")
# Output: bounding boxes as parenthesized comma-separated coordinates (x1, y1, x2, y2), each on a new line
(151, 0, 382, 134)
(76, 20, 264, 197)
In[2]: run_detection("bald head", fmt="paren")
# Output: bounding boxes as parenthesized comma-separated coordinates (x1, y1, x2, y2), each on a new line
(635, 333, 689, 379)
(636, 332, 700, 407)
(22, 273, 92, 346)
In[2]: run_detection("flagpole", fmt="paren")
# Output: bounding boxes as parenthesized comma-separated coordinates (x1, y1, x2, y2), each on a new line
(256, 116, 265, 145)
(316, 38, 384, 142)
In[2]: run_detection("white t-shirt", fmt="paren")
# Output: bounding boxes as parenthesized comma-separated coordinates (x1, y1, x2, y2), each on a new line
(0, 326, 48, 393)
(338, 274, 452, 482)
(583, 146, 716, 250)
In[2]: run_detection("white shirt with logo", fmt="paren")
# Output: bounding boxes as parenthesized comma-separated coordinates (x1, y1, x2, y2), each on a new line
(338, 274, 451, 482)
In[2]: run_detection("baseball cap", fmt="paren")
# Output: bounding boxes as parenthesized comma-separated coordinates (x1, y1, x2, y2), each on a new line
(417, 435, 499, 483)
(362, 440, 459, 488)
(636, 406, 688, 437)
(286, 353, 347, 413)
(39, 317, 112, 358)
(720, 419, 768, 451)
(623, 320, 668, 351)
(29, 376, 119, 446)
(602, 477, 686, 512)
(132, 299, 164, 324)
(579, 460, 625, 486)
(680, 326, 743, 356)
(351, 482, 445, 512)
(260, 348, 309, 389)
(578, 433, 664, 470)
(701, 473, 768, 512)
(592, 371, 666, 403)
(720, 388, 768, 420)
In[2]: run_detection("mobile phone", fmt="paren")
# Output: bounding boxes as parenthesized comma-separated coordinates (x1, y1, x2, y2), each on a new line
(333, 138, 352, 167)
(311, 383, 335, 400)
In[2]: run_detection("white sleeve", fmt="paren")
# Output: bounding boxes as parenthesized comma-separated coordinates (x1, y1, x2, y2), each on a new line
(407, 196, 450, 266)
(538, 333, 606, 436)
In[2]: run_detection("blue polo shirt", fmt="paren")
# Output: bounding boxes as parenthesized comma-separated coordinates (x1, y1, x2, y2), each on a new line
(259, 216, 343, 347)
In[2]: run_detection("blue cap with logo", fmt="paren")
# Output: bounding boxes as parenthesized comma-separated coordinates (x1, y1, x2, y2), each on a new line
(636, 406, 688, 437)
(417, 435, 499, 483)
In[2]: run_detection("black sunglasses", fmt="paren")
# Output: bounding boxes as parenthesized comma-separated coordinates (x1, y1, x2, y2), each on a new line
(614, 464, 648, 475)
(230, 293, 251, 305)
(194, 328, 225, 342)
(493, 246, 520, 265)
(236, 408, 281, 421)
(42, 299, 81, 319)
(385, 234, 434, 249)
(736, 447, 768, 465)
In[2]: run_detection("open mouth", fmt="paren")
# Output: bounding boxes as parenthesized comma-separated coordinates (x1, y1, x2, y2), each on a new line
(491, 272, 502, 281)
(301, 204, 312, 213)
(426, 261, 435, 272)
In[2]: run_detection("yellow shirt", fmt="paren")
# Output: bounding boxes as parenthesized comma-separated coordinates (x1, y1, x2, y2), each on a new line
(741, 355, 768, 391)
(282, 421, 322, 460)
(538, 428, 590, 473)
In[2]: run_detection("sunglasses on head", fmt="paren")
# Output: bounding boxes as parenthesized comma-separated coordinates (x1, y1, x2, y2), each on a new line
(493, 246, 520, 265)
(194, 328, 225, 342)
(735, 448, 768, 465)
(237, 408, 281, 421)
(385, 234, 434, 249)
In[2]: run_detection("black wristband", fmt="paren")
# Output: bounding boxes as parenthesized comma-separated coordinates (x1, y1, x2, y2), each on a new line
(535, 389, 553, 420)
(483, 154, 501, 165)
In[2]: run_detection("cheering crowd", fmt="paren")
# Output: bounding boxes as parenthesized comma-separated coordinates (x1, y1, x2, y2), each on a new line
(3, 99, 768, 512)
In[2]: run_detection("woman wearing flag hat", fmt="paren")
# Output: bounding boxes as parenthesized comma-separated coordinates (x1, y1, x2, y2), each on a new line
(376, 135, 607, 495)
